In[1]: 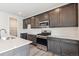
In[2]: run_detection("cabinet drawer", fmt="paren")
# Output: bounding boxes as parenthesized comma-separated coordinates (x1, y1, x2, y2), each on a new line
(48, 37, 79, 44)
(60, 38, 79, 44)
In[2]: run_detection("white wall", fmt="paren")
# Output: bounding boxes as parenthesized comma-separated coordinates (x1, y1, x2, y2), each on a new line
(0, 11, 24, 37)
(17, 16, 24, 37)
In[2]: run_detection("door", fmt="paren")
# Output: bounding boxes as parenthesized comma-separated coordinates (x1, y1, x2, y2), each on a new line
(9, 17, 17, 36)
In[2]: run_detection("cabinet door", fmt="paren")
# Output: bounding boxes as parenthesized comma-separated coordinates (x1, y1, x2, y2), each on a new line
(27, 34, 36, 43)
(27, 18, 31, 24)
(61, 43, 78, 56)
(23, 19, 27, 29)
(15, 45, 30, 56)
(48, 37, 61, 55)
(30, 17, 36, 28)
(23, 18, 31, 29)
(39, 13, 49, 22)
(20, 33, 27, 39)
(49, 9, 60, 27)
(0, 49, 15, 56)
(60, 39, 79, 56)
(34, 16, 40, 28)
(60, 4, 78, 27)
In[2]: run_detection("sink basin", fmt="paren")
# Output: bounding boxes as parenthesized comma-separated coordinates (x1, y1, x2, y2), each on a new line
(2, 36, 16, 40)
(6, 37, 15, 40)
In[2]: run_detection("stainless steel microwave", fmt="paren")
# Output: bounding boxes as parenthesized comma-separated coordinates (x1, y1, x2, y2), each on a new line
(39, 21, 49, 28)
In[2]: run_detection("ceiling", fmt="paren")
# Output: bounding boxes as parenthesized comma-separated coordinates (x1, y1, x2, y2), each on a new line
(0, 3, 68, 18)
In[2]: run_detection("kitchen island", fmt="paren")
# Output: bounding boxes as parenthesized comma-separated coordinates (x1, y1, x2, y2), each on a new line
(0, 36, 32, 56)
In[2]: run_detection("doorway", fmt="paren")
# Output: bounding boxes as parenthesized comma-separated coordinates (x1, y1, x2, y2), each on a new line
(9, 16, 17, 36)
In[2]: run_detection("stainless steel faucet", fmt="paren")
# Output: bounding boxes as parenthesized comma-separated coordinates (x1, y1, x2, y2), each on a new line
(0, 29, 7, 39)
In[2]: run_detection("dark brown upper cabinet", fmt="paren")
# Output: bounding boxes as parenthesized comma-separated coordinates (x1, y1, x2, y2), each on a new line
(23, 19, 27, 29)
(34, 16, 40, 28)
(49, 3, 78, 27)
(23, 3, 78, 29)
(23, 16, 40, 28)
(23, 18, 31, 29)
(59, 3, 78, 27)
(49, 8, 60, 27)
(39, 13, 49, 22)
(30, 17, 36, 28)
(33, 13, 49, 28)
(27, 18, 31, 24)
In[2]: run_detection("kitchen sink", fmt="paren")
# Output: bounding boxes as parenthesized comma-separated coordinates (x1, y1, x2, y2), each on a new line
(6, 37, 15, 40)
(2, 36, 16, 40)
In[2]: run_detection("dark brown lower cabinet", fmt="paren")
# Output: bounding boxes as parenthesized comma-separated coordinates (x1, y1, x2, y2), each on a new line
(27, 34, 36, 44)
(61, 39, 79, 56)
(48, 38, 61, 55)
(48, 37, 79, 56)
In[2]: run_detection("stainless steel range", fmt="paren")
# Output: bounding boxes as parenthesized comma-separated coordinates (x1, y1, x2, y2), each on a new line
(36, 30, 51, 51)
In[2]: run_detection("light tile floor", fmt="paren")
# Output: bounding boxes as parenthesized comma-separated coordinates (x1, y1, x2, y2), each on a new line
(29, 45, 57, 56)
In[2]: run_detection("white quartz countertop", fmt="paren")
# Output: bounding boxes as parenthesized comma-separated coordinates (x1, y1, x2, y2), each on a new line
(48, 27, 79, 41)
(23, 27, 79, 41)
(0, 36, 32, 54)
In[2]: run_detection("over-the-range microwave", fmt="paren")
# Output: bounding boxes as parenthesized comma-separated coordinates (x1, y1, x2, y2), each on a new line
(39, 21, 49, 28)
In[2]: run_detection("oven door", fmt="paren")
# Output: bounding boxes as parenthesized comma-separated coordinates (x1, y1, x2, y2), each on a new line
(36, 37, 48, 51)
(37, 38, 47, 46)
